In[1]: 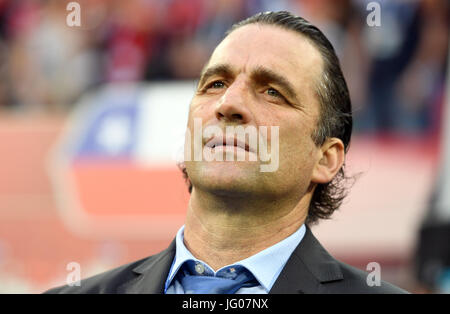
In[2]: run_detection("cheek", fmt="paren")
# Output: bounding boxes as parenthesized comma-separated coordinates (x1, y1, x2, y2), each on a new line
(185, 105, 204, 136)
(187, 98, 218, 126)
(278, 120, 318, 169)
(188, 101, 201, 121)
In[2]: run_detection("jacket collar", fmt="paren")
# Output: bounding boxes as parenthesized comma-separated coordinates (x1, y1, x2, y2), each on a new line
(117, 225, 343, 294)
(117, 240, 176, 293)
(269, 225, 343, 294)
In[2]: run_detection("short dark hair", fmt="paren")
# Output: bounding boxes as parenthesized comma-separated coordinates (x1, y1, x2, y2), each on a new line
(180, 11, 353, 225)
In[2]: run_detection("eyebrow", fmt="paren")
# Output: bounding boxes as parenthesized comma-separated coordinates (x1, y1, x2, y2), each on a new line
(198, 63, 299, 103)
(197, 64, 234, 90)
(251, 66, 299, 102)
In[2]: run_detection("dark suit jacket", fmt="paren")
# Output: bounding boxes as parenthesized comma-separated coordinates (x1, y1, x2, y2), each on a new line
(45, 226, 408, 294)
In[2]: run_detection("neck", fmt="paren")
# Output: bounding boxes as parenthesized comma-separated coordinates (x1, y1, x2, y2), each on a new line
(183, 187, 310, 271)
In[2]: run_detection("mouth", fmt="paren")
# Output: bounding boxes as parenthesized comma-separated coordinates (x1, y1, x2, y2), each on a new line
(205, 136, 253, 153)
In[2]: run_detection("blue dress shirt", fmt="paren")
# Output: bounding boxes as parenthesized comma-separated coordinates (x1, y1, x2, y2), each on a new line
(164, 224, 306, 294)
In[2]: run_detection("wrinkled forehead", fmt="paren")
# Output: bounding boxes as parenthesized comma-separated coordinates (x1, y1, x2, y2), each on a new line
(204, 23, 324, 85)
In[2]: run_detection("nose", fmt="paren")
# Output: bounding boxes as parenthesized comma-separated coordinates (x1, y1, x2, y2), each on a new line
(214, 80, 252, 124)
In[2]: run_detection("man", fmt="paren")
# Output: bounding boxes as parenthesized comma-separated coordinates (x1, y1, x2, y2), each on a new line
(46, 11, 407, 294)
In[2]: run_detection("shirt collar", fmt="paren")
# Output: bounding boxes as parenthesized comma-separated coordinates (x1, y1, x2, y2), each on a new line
(165, 225, 201, 291)
(165, 224, 306, 292)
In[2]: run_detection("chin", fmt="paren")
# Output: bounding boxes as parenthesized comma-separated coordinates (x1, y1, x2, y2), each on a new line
(190, 167, 259, 194)
(200, 182, 261, 198)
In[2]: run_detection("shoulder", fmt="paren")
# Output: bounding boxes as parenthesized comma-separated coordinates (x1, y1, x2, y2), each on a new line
(293, 226, 409, 294)
(43, 256, 151, 294)
(326, 260, 409, 294)
(43, 239, 176, 294)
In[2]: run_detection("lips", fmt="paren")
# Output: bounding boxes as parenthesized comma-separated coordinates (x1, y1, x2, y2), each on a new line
(205, 136, 254, 153)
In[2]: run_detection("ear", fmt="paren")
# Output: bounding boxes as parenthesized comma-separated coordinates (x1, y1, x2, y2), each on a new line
(311, 138, 345, 184)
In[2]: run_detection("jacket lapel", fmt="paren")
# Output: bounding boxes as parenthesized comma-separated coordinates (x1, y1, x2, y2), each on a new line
(269, 226, 343, 294)
(117, 226, 343, 294)
(118, 240, 176, 293)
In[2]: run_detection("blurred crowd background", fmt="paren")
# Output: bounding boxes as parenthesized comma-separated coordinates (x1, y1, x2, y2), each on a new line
(0, 0, 449, 293)
(0, 0, 447, 135)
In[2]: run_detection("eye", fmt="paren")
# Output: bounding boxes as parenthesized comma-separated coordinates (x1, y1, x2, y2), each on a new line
(263, 87, 292, 106)
(208, 80, 225, 89)
(198, 80, 226, 95)
(266, 87, 282, 98)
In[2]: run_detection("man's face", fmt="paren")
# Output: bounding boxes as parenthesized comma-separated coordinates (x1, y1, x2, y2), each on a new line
(184, 24, 325, 200)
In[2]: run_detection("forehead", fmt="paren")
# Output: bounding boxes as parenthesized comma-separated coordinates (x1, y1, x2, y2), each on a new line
(207, 24, 323, 85)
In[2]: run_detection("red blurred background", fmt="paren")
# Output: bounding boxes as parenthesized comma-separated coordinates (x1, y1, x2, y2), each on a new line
(0, 0, 448, 293)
